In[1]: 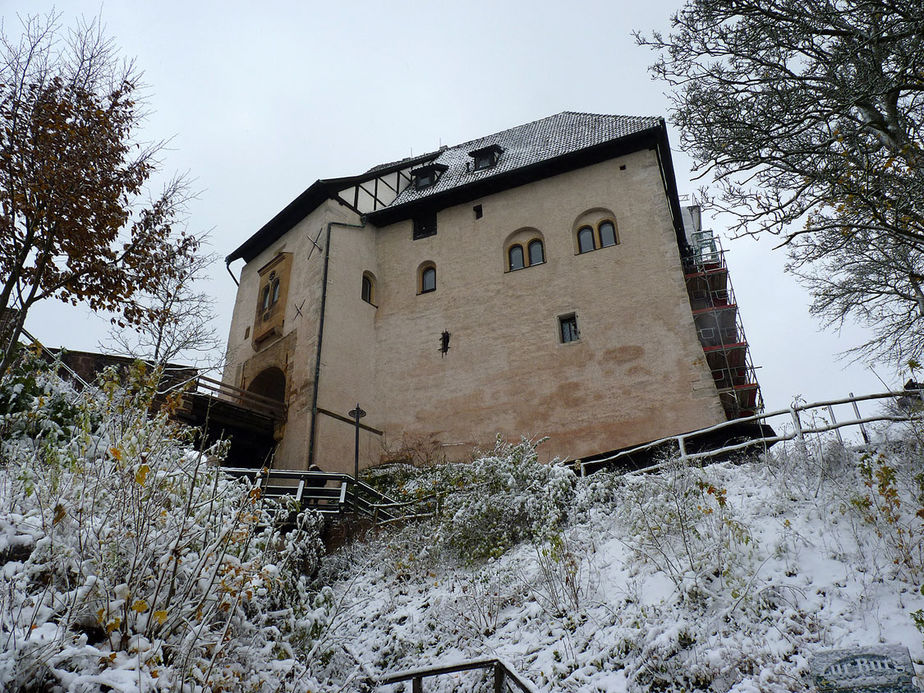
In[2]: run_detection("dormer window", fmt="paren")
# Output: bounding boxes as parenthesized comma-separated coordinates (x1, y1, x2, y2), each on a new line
(412, 163, 448, 190)
(469, 144, 504, 171)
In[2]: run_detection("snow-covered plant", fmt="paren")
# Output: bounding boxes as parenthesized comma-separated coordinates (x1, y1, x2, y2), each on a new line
(524, 530, 596, 617)
(849, 449, 924, 579)
(0, 363, 325, 691)
(445, 564, 517, 638)
(434, 438, 575, 562)
(619, 458, 752, 596)
(0, 350, 82, 447)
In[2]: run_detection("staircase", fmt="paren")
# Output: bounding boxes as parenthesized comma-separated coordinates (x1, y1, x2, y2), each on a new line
(221, 467, 420, 525)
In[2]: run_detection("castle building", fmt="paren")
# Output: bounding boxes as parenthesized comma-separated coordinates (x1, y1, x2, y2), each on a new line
(222, 112, 761, 473)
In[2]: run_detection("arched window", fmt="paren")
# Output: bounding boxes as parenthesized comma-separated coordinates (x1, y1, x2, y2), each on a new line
(261, 285, 271, 311)
(599, 221, 617, 247)
(574, 211, 619, 255)
(271, 277, 280, 304)
(528, 239, 544, 265)
(508, 244, 525, 270)
(504, 229, 546, 272)
(578, 226, 596, 253)
(361, 272, 375, 304)
(419, 264, 436, 294)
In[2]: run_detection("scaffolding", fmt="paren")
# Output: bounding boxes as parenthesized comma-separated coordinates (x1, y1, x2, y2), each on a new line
(683, 229, 763, 420)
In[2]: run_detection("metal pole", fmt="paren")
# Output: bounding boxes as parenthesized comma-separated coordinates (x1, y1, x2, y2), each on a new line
(849, 392, 870, 445)
(826, 404, 844, 446)
(348, 403, 366, 480)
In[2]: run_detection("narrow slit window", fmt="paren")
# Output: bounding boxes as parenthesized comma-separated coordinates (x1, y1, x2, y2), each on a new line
(420, 266, 436, 293)
(361, 274, 375, 304)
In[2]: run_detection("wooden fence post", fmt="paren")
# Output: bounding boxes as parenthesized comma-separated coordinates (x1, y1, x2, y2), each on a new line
(789, 406, 804, 442)
(494, 661, 504, 693)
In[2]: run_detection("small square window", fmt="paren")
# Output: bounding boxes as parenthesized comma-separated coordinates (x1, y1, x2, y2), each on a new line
(413, 212, 437, 240)
(468, 144, 504, 172)
(411, 163, 448, 190)
(415, 171, 434, 189)
(559, 314, 579, 343)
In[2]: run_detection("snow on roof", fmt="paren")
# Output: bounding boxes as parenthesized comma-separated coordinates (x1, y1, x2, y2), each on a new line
(390, 111, 662, 206)
(227, 112, 666, 264)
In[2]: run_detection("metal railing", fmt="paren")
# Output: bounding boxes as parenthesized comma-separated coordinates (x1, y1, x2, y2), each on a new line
(580, 389, 922, 476)
(221, 467, 427, 525)
(378, 657, 538, 693)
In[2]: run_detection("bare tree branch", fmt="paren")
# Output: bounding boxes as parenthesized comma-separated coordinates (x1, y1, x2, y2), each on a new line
(639, 0, 924, 364)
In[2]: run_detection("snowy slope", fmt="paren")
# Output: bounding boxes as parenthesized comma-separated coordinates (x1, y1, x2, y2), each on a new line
(312, 440, 924, 692)
(0, 360, 922, 691)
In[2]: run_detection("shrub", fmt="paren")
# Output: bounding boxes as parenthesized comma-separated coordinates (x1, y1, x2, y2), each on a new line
(0, 351, 82, 447)
(0, 363, 325, 691)
(434, 438, 576, 562)
(849, 449, 924, 579)
(618, 457, 752, 596)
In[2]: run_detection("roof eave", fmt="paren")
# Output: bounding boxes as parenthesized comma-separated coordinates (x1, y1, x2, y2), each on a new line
(226, 150, 442, 265)
(226, 180, 333, 264)
(651, 123, 689, 254)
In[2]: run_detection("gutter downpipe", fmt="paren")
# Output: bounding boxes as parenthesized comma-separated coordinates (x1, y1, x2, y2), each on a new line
(225, 259, 240, 286)
(308, 218, 366, 468)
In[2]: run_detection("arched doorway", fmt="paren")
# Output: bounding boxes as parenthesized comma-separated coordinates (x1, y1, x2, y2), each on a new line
(247, 366, 286, 404)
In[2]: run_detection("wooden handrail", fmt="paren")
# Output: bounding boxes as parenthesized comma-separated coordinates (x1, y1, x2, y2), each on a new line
(189, 374, 286, 418)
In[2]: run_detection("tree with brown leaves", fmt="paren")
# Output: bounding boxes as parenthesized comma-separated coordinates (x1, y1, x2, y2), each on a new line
(0, 13, 199, 378)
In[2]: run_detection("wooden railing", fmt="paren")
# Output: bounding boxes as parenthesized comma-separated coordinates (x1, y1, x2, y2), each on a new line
(173, 374, 286, 420)
(378, 657, 538, 692)
(580, 388, 923, 476)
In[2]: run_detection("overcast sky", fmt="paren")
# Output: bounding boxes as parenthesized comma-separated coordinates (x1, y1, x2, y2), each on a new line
(9, 1, 897, 414)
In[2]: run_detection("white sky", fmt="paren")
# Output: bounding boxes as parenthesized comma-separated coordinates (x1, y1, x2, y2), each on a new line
(10, 1, 897, 413)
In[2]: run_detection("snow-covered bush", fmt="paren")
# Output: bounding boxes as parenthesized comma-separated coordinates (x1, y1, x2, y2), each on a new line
(618, 457, 753, 596)
(0, 361, 325, 691)
(0, 351, 83, 447)
(434, 438, 576, 562)
(524, 530, 596, 617)
(849, 448, 924, 580)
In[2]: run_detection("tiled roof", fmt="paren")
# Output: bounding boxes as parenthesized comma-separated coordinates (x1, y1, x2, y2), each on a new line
(389, 112, 662, 206)
(227, 112, 666, 264)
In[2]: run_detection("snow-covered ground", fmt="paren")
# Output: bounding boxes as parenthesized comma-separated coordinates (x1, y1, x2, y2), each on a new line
(0, 359, 922, 691)
(312, 438, 924, 692)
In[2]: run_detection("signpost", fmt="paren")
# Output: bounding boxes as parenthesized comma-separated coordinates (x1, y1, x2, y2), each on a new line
(348, 404, 366, 481)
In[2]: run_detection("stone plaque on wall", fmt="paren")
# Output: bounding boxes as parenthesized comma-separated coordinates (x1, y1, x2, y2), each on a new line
(811, 645, 918, 692)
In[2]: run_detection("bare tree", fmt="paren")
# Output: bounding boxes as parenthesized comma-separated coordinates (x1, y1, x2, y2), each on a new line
(102, 235, 222, 371)
(638, 1, 924, 363)
(0, 12, 198, 378)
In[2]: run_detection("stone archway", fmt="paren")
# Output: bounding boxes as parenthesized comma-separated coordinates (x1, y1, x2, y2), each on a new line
(247, 366, 286, 404)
